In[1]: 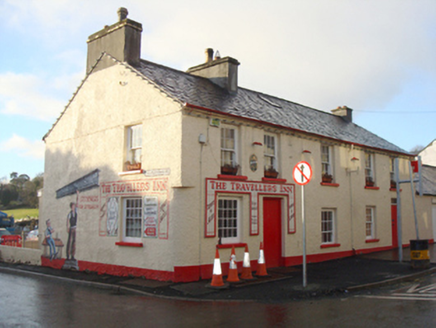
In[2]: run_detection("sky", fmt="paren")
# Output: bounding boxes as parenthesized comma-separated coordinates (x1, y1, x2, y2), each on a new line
(1, 0, 435, 181)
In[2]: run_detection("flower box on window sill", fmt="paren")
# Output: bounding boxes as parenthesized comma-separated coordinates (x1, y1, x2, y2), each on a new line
(221, 164, 239, 176)
(264, 168, 279, 179)
(390, 180, 397, 189)
(365, 238, 380, 243)
(365, 177, 375, 187)
(125, 162, 142, 171)
(322, 174, 333, 183)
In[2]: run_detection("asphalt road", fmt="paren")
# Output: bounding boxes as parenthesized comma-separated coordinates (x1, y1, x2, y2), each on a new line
(1, 271, 435, 327)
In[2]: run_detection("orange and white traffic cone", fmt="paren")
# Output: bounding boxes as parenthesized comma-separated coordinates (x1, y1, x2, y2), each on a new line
(226, 246, 240, 282)
(240, 244, 255, 280)
(209, 248, 226, 288)
(256, 242, 269, 277)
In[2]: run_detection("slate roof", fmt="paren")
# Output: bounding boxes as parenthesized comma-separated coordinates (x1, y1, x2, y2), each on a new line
(417, 165, 436, 196)
(44, 53, 410, 156)
(134, 58, 409, 155)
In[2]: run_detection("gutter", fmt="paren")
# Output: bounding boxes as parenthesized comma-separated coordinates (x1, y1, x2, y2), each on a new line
(183, 102, 412, 158)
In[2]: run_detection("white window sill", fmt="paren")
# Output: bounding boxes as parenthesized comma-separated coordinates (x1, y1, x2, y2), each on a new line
(118, 169, 144, 176)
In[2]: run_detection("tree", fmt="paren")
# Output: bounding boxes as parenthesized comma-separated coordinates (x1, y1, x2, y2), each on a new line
(21, 174, 44, 208)
(10, 173, 30, 191)
(410, 145, 424, 154)
(0, 185, 18, 207)
(0, 172, 43, 209)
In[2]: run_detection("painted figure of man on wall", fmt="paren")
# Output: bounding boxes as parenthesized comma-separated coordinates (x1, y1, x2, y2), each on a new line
(45, 219, 57, 260)
(66, 190, 79, 260)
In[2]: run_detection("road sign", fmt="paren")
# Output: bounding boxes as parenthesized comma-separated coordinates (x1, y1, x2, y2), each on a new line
(293, 161, 312, 186)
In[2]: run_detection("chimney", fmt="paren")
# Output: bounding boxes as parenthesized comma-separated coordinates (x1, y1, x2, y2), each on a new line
(331, 106, 353, 122)
(187, 48, 240, 94)
(86, 8, 142, 74)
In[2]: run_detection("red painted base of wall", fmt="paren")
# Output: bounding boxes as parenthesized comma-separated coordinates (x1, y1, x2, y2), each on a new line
(41, 257, 173, 281)
(41, 241, 434, 283)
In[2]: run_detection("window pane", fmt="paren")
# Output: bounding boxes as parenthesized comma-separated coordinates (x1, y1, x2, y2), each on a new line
(321, 210, 334, 243)
(218, 198, 239, 242)
(125, 198, 142, 238)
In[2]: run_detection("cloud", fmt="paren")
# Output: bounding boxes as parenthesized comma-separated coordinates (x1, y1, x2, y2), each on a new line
(2, 0, 436, 116)
(0, 134, 45, 159)
(0, 72, 78, 121)
(139, 0, 436, 111)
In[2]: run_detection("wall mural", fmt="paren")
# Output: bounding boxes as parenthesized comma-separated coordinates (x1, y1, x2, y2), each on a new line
(98, 177, 169, 239)
(44, 219, 57, 260)
(48, 170, 100, 270)
(63, 190, 80, 270)
(44, 170, 170, 270)
(205, 178, 296, 237)
(106, 197, 119, 236)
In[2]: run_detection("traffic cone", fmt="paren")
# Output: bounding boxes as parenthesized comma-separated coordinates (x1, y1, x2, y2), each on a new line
(226, 246, 240, 282)
(209, 248, 225, 288)
(256, 242, 269, 277)
(240, 244, 255, 280)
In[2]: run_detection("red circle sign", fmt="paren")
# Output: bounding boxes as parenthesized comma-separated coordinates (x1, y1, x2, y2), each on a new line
(293, 161, 312, 185)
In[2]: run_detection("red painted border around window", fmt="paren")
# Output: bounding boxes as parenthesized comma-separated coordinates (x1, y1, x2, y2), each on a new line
(217, 175, 248, 181)
(262, 177, 287, 183)
(320, 182, 340, 187)
(320, 243, 341, 249)
(115, 242, 144, 247)
(216, 243, 247, 249)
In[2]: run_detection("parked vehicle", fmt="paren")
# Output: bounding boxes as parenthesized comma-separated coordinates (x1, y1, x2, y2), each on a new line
(0, 228, 11, 237)
(0, 212, 15, 233)
(26, 229, 39, 241)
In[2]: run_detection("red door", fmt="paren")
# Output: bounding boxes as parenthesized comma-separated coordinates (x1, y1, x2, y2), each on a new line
(391, 202, 398, 248)
(263, 198, 282, 268)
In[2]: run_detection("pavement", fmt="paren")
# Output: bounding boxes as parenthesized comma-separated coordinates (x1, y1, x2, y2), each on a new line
(1, 244, 436, 302)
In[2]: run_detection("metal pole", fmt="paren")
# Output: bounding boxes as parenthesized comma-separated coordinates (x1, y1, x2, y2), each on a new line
(348, 170, 354, 253)
(302, 184, 307, 288)
(418, 156, 423, 197)
(395, 158, 403, 262)
(408, 161, 419, 240)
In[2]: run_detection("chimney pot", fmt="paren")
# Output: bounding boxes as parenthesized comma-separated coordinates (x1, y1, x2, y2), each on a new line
(188, 49, 240, 94)
(331, 105, 353, 122)
(86, 8, 142, 74)
(117, 7, 128, 21)
(214, 50, 221, 60)
(205, 48, 214, 63)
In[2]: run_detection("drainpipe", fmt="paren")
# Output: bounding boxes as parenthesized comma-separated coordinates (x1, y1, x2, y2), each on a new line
(198, 133, 207, 279)
(347, 156, 359, 255)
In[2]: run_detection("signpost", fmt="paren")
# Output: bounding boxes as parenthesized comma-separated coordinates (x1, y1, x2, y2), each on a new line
(293, 161, 312, 288)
